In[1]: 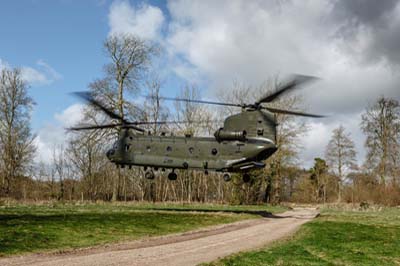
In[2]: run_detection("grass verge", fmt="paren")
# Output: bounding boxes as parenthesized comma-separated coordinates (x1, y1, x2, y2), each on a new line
(0, 202, 284, 256)
(205, 207, 400, 266)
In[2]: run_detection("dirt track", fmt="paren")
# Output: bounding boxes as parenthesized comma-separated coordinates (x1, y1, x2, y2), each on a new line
(1, 208, 319, 266)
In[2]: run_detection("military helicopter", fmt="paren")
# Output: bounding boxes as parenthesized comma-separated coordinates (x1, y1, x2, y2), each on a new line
(70, 74, 324, 183)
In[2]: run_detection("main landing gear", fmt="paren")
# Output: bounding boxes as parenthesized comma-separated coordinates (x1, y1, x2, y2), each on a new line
(144, 167, 178, 181)
(222, 173, 251, 183)
(168, 170, 178, 181)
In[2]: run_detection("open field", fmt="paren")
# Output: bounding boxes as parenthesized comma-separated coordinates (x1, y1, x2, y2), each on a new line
(206, 206, 400, 266)
(0, 202, 286, 256)
(0, 207, 317, 266)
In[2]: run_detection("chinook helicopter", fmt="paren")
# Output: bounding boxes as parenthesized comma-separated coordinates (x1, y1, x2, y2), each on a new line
(70, 75, 324, 183)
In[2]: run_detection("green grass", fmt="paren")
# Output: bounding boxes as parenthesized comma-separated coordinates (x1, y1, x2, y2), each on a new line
(206, 207, 400, 266)
(0, 202, 284, 256)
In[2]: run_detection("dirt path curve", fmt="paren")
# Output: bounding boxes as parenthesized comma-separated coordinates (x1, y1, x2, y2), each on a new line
(1, 208, 319, 266)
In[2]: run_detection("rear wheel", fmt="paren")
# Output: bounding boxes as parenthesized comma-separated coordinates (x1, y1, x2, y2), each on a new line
(168, 172, 178, 181)
(223, 173, 231, 182)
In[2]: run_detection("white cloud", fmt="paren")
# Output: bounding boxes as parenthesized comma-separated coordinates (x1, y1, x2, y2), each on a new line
(36, 59, 62, 81)
(102, 0, 400, 167)
(161, 0, 400, 167)
(21, 66, 50, 85)
(165, 0, 399, 111)
(54, 104, 85, 127)
(0, 58, 61, 86)
(108, 0, 165, 40)
(35, 104, 84, 162)
(166, 0, 333, 86)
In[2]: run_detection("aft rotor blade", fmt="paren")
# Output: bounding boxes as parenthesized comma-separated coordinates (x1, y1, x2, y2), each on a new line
(121, 124, 145, 132)
(257, 75, 319, 104)
(147, 96, 243, 108)
(262, 106, 325, 118)
(73, 92, 127, 123)
(130, 120, 221, 125)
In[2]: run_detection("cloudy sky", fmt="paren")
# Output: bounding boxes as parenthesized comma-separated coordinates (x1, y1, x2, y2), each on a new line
(0, 0, 399, 167)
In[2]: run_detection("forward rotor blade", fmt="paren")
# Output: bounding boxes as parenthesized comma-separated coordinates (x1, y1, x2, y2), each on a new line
(262, 106, 325, 118)
(68, 123, 145, 132)
(73, 92, 127, 123)
(147, 96, 242, 108)
(257, 75, 319, 104)
(67, 120, 220, 132)
(68, 123, 123, 131)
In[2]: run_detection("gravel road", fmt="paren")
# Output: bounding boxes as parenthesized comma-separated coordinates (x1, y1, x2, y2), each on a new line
(1, 208, 319, 266)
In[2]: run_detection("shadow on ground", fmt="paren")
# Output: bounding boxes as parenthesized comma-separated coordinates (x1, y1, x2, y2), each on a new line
(148, 208, 287, 218)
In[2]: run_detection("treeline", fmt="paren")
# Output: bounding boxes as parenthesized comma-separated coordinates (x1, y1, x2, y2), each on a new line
(0, 34, 399, 205)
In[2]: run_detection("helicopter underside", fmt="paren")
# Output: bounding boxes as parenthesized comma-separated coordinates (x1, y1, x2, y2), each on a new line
(119, 154, 268, 172)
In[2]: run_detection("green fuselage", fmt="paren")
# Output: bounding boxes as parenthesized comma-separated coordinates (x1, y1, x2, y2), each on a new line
(107, 133, 277, 172)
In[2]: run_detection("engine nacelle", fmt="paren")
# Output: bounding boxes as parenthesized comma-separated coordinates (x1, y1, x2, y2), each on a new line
(214, 128, 247, 142)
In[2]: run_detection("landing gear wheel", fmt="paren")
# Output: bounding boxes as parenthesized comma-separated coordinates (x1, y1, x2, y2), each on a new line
(243, 173, 251, 183)
(168, 172, 178, 181)
(145, 170, 155, 180)
(223, 173, 231, 182)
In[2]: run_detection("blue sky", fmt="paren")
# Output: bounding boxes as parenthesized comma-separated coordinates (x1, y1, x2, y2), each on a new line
(1, 0, 399, 167)
(0, 0, 177, 131)
(1, 1, 102, 124)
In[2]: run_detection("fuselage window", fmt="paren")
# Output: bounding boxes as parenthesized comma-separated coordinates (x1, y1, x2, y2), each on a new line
(211, 148, 218, 155)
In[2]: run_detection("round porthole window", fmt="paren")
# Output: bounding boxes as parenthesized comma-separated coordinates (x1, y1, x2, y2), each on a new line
(211, 148, 218, 155)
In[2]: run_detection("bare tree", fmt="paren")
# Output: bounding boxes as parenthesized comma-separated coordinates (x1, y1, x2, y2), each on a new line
(101, 34, 158, 121)
(174, 84, 203, 136)
(88, 34, 158, 201)
(52, 144, 72, 201)
(66, 106, 112, 200)
(325, 125, 357, 202)
(0, 68, 36, 196)
(361, 97, 400, 183)
(141, 76, 169, 134)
